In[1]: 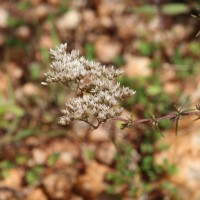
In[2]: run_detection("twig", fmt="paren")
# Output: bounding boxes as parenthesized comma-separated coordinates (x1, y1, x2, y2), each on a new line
(113, 110, 200, 127)
(80, 119, 101, 129)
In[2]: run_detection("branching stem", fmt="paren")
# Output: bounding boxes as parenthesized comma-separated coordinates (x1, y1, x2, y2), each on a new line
(112, 110, 200, 127)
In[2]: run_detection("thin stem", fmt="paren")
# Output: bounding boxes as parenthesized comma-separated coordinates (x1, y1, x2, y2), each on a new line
(113, 110, 200, 127)
(80, 119, 101, 129)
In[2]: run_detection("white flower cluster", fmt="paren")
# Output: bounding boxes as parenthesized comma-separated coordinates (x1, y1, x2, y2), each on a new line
(42, 43, 135, 128)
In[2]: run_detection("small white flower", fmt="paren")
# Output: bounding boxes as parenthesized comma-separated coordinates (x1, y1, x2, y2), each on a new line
(42, 43, 135, 128)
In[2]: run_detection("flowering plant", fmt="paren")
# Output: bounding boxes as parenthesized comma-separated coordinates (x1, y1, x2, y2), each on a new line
(42, 43, 135, 129)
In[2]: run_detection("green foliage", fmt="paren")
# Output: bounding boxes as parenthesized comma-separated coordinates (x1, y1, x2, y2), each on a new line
(0, 160, 15, 179)
(0, 1, 199, 199)
(17, 1, 31, 11)
(132, 5, 157, 15)
(141, 143, 154, 154)
(118, 75, 173, 117)
(137, 41, 158, 56)
(25, 165, 44, 185)
(107, 69, 180, 197)
(106, 141, 178, 198)
(15, 128, 36, 141)
(58, 5, 69, 15)
(0, 97, 25, 134)
(161, 181, 177, 195)
(188, 42, 200, 55)
(112, 56, 125, 67)
(47, 152, 60, 166)
(162, 3, 189, 15)
(139, 131, 164, 181)
(140, 155, 162, 181)
(83, 149, 94, 161)
(156, 143, 170, 152)
(159, 119, 171, 129)
(29, 62, 41, 80)
(149, 58, 162, 71)
(0, 103, 24, 117)
(132, 3, 189, 16)
(15, 154, 29, 165)
(162, 159, 177, 175)
(106, 144, 138, 196)
(7, 16, 25, 28)
(170, 49, 199, 79)
(137, 129, 178, 199)
(84, 43, 95, 60)
(40, 47, 50, 65)
(6, 36, 22, 47)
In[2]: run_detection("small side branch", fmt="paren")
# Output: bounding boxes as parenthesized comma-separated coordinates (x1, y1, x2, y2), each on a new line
(80, 119, 102, 130)
(113, 109, 200, 130)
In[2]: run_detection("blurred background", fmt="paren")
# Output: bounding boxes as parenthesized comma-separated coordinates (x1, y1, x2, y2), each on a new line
(0, 0, 200, 199)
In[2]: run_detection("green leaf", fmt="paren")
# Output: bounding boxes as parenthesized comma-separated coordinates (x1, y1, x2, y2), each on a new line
(137, 41, 157, 56)
(0, 160, 15, 169)
(26, 165, 43, 185)
(26, 170, 38, 185)
(17, 1, 30, 11)
(50, 23, 60, 47)
(7, 16, 25, 28)
(1, 169, 10, 179)
(84, 43, 95, 60)
(83, 149, 94, 160)
(141, 143, 154, 153)
(155, 125, 165, 138)
(47, 152, 60, 166)
(162, 3, 189, 16)
(147, 171, 157, 181)
(0, 120, 10, 129)
(40, 47, 49, 64)
(161, 181, 170, 189)
(175, 117, 180, 136)
(0, 160, 15, 178)
(58, 6, 69, 15)
(106, 172, 117, 181)
(163, 159, 177, 175)
(159, 119, 171, 129)
(6, 36, 24, 48)
(133, 5, 157, 15)
(141, 156, 153, 171)
(112, 56, 125, 66)
(0, 105, 8, 115)
(29, 63, 41, 80)
(147, 85, 162, 96)
(157, 143, 169, 151)
(15, 154, 29, 165)
(188, 42, 200, 54)
(15, 128, 36, 141)
(150, 58, 162, 70)
(9, 105, 25, 117)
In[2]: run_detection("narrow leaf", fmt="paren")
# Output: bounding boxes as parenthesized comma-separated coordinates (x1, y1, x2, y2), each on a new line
(155, 124, 165, 137)
(193, 116, 200, 122)
(175, 117, 180, 136)
(162, 3, 189, 16)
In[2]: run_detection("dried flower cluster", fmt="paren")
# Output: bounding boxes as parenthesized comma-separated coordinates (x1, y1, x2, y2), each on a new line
(42, 43, 135, 128)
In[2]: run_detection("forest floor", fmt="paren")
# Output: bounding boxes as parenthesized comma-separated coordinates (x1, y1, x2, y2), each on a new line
(0, 0, 200, 200)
